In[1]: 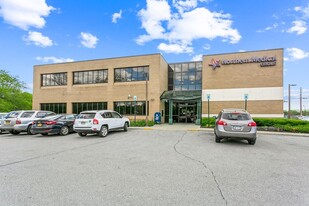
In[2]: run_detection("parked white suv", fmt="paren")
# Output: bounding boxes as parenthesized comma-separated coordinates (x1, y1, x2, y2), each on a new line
(0, 110, 56, 135)
(73, 110, 130, 137)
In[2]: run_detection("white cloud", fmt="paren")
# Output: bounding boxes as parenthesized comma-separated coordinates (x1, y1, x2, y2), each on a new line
(286, 48, 309, 61)
(294, 4, 309, 19)
(167, 8, 241, 43)
(0, 0, 54, 30)
(158, 42, 193, 53)
(287, 20, 307, 35)
(112, 10, 122, 23)
(136, 0, 171, 45)
(203, 44, 210, 50)
(23, 31, 53, 47)
(191, 54, 203, 61)
(36, 56, 74, 63)
(80, 32, 98, 48)
(136, 0, 240, 53)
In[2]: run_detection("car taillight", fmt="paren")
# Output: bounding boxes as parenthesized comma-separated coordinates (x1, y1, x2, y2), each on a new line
(248, 122, 257, 127)
(16, 119, 21, 124)
(217, 120, 227, 126)
(32, 121, 36, 125)
(93, 119, 99, 124)
(45, 121, 57, 125)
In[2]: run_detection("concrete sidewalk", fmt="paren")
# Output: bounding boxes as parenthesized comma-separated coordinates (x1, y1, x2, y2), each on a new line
(130, 123, 309, 137)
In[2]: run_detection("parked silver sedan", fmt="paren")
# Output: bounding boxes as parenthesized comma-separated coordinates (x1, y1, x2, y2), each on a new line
(214, 108, 257, 145)
(1, 110, 56, 135)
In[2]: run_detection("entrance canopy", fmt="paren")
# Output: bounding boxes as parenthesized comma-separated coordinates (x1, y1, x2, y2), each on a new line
(160, 90, 201, 101)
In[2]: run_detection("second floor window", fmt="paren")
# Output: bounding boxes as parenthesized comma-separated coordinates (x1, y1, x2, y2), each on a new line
(41, 73, 67, 86)
(114, 66, 149, 82)
(73, 69, 108, 84)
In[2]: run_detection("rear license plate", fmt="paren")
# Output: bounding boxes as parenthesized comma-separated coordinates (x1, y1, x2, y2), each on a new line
(233, 126, 242, 130)
(5, 120, 10, 125)
(37, 123, 42, 127)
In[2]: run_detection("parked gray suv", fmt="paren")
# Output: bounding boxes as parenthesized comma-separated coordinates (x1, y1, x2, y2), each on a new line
(214, 108, 257, 145)
(0, 110, 56, 135)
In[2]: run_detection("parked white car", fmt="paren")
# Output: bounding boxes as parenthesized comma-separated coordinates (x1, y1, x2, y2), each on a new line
(73, 110, 130, 137)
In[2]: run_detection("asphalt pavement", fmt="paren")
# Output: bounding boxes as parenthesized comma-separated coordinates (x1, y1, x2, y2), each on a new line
(0, 127, 308, 206)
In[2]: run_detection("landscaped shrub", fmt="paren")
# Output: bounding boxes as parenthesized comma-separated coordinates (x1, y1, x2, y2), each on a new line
(201, 117, 216, 127)
(130, 120, 154, 127)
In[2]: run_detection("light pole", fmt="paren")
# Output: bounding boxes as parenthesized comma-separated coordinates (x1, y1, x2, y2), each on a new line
(288, 84, 297, 119)
(145, 72, 149, 126)
(300, 87, 302, 116)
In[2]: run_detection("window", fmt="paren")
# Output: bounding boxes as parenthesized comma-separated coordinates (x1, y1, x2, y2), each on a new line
(114, 66, 149, 82)
(73, 69, 108, 84)
(41, 73, 67, 86)
(72, 102, 107, 114)
(41, 103, 67, 114)
(114, 101, 148, 115)
(168, 62, 202, 91)
(21, 112, 34, 118)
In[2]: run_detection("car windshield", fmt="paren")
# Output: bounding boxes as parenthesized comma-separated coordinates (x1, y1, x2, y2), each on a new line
(6, 112, 20, 118)
(77, 113, 96, 119)
(222, 112, 250, 121)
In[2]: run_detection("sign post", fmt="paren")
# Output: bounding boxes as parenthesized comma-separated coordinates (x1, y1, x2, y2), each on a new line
(244, 94, 248, 110)
(207, 94, 211, 127)
(134, 95, 137, 122)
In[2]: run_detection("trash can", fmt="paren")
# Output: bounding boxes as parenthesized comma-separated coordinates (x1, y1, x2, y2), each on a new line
(154, 112, 161, 124)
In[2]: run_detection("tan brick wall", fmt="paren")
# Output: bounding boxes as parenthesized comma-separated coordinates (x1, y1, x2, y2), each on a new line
(33, 54, 168, 121)
(203, 49, 283, 89)
(202, 49, 284, 116)
(202, 100, 283, 116)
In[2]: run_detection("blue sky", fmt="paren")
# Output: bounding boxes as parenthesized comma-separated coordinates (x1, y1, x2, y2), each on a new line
(0, 0, 309, 111)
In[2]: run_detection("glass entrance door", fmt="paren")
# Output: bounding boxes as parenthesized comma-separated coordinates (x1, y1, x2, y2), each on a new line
(164, 101, 199, 124)
(178, 103, 197, 123)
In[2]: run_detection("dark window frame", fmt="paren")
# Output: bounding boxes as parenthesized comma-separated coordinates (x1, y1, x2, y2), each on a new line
(114, 66, 149, 83)
(40, 103, 67, 114)
(41, 73, 67, 87)
(73, 69, 108, 85)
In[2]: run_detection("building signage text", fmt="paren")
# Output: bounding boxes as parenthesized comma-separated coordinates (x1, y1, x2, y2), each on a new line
(209, 55, 277, 70)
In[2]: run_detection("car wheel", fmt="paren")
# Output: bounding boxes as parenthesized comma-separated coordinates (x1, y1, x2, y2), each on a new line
(41, 133, 48, 136)
(60, 126, 69, 136)
(10, 130, 20, 135)
(78, 132, 87, 137)
(248, 139, 256, 145)
(99, 125, 108, 137)
(27, 125, 35, 135)
(215, 133, 221, 143)
(123, 122, 128, 132)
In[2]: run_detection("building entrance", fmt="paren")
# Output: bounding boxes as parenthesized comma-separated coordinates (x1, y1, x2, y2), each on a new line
(177, 103, 197, 123)
(164, 101, 198, 124)
(160, 90, 202, 125)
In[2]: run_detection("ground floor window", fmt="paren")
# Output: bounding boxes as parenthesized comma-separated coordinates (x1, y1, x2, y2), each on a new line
(41, 103, 66, 114)
(114, 101, 148, 115)
(72, 102, 107, 114)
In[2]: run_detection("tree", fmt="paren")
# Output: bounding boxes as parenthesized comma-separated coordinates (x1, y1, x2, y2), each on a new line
(0, 70, 32, 112)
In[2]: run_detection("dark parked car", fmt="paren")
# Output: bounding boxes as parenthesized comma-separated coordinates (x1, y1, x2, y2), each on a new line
(31, 114, 76, 136)
(214, 108, 257, 145)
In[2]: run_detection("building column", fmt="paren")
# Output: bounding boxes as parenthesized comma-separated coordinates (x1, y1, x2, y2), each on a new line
(195, 100, 201, 125)
(169, 99, 173, 125)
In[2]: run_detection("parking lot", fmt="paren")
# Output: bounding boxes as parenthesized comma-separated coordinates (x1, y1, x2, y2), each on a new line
(0, 128, 309, 206)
